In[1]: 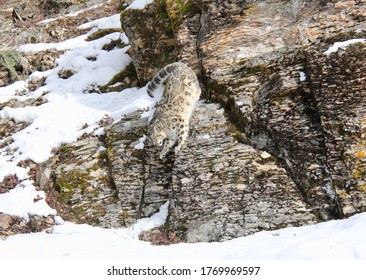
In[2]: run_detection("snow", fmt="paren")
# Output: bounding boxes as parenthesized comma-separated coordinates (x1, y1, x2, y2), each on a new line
(1, 12, 366, 265)
(0, 81, 27, 103)
(126, 0, 154, 10)
(299, 71, 306, 81)
(18, 34, 90, 53)
(78, 14, 122, 30)
(134, 135, 147, 149)
(0, 180, 56, 220)
(1, 211, 366, 260)
(324, 38, 366, 55)
(1, 86, 153, 165)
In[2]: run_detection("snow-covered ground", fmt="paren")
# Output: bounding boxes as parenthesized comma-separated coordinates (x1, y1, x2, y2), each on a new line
(1, 206, 366, 260)
(1, 2, 366, 276)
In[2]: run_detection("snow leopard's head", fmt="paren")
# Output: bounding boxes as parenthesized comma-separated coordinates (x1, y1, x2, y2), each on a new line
(149, 124, 166, 146)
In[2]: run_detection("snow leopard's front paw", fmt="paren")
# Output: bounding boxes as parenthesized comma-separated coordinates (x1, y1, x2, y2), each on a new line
(174, 146, 181, 156)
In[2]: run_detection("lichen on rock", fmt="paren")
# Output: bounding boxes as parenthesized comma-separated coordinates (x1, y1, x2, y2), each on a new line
(121, 0, 176, 84)
(50, 136, 122, 227)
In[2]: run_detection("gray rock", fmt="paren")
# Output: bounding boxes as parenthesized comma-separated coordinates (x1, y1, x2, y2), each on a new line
(115, 0, 366, 241)
(0, 214, 13, 230)
(169, 102, 317, 241)
(50, 136, 123, 228)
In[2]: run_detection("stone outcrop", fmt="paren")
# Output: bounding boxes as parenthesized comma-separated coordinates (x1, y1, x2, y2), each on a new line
(113, 0, 366, 241)
(307, 42, 366, 216)
(187, 0, 366, 220)
(50, 136, 122, 228)
(170, 102, 317, 242)
(121, 0, 177, 84)
(50, 101, 317, 242)
(0, 213, 55, 239)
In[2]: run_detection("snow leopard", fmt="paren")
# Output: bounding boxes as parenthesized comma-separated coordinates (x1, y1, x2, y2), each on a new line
(147, 62, 201, 159)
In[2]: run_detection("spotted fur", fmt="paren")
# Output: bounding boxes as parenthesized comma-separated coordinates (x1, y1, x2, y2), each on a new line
(147, 62, 201, 159)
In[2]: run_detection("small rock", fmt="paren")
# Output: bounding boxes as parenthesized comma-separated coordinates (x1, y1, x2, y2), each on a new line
(0, 214, 13, 229)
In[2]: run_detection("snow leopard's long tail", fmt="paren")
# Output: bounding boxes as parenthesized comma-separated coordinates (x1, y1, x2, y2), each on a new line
(147, 62, 185, 98)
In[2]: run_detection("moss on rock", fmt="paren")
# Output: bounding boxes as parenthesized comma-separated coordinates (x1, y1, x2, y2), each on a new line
(165, 0, 198, 30)
(56, 170, 92, 204)
(120, 0, 176, 84)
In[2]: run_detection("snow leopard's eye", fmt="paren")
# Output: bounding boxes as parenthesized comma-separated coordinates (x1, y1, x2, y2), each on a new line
(155, 135, 164, 146)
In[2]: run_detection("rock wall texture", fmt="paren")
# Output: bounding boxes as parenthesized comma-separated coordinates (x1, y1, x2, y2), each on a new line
(43, 0, 366, 243)
(115, 0, 366, 241)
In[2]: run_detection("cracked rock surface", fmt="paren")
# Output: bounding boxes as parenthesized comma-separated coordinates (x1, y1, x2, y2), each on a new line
(50, 101, 317, 242)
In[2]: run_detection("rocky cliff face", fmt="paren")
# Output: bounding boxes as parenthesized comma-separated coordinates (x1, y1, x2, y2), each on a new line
(1, 0, 366, 243)
(116, 0, 366, 241)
